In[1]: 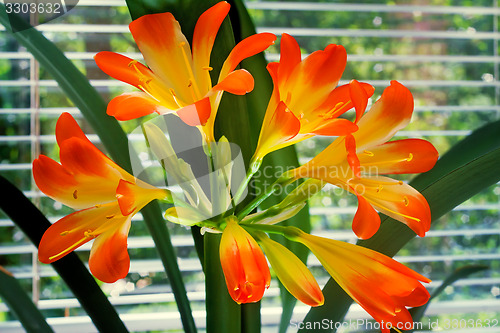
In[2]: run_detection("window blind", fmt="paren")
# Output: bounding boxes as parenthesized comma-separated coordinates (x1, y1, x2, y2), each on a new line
(0, 0, 499, 332)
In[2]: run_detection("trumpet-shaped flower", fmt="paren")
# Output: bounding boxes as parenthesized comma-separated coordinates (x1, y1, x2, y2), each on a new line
(292, 81, 438, 239)
(33, 113, 169, 283)
(287, 227, 430, 332)
(95, 1, 276, 142)
(255, 232, 324, 307)
(253, 33, 375, 161)
(219, 218, 270, 303)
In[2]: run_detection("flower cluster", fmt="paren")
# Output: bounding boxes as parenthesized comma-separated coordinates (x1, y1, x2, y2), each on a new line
(33, 2, 439, 331)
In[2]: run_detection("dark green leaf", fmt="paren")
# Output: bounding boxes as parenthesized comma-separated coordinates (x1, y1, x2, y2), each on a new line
(0, 268, 53, 333)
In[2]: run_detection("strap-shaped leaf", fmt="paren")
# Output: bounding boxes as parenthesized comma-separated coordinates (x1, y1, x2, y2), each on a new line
(0, 267, 53, 333)
(0, 6, 195, 333)
(300, 119, 500, 332)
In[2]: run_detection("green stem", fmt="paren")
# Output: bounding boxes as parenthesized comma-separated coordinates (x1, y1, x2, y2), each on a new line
(236, 178, 293, 220)
(241, 223, 288, 236)
(232, 158, 262, 206)
(205, 233, 241, 333)
(141, 202, 197, 333)
(0, 269, 53, 333)
(241, 302, 261, 333)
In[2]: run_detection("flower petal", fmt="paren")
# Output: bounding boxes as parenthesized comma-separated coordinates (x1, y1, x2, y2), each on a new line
(352, 176, 431, 237)
(354, 81, 414, 150)
(33, 155, 78, 207)
(55, 112, 90, 146)
(254, 101, 300, 160)
(129, 12, 192, 96)
(307, 118, 358, 136)
(352, 194, 381, 240)
(257, 233, 324, 307)
(107, 92, 169, 121)
(349, 79, 370, 123)
(285, 44, 347, 113)
(116, 179, 168, 216)
(219, 33, 277, 80)
(358, 139, 439, 174)
(94, 51, 153, 90)
(38, 203, 122, 264)
(192, 1, 230, 91)
(176, 97, 212, 126)
(277, 33, 301, 85)
(88, 217, 131, 283)
(212, 69, 254, 95)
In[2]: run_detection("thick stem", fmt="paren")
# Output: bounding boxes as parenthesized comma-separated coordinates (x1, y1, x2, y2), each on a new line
(205, 233, 241, 333)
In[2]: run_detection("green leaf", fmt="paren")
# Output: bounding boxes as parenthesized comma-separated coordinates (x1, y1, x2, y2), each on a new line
(300, 119, 500, 332)
(228, 1, 312, 331)
(0, 268, 53, 333)
(0, 175, 127, 333)
(409, 265, 489, 326)
(0, 6, 196, 333)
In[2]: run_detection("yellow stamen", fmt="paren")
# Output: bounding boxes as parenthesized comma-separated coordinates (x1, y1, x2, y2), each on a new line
(48, 236, 88, 261)
(178, 42, 202, 99)
(320, 101, 347, 119)
(361, 153, 414, 166)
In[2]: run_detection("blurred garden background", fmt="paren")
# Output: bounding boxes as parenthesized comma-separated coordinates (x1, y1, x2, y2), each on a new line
(0, 0, 499, 332)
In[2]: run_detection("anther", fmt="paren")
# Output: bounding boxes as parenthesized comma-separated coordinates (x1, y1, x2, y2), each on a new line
(169, 88, 177, 97)
(72, 190, 78, 199)
(106, 215, 115, 219)
(363, 150, 374, 156)
(127, 60, 138, 67)
(376, 185, 383, 193)
(407, 153, 413, 162)
(84, 230, 94, 238)
(403, 196, 410, 206)
(60, 231, 69, 236)
(179, 42, 186, 47)
(188, 80, 193, 88)
(203, 66, 213, 71)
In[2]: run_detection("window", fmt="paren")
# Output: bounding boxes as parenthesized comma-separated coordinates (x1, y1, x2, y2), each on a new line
(1, 0, 499, 331)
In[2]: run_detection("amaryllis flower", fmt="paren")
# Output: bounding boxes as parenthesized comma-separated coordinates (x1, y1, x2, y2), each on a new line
(253, 33, 374, 161)
(287, 227, 430, 332)
(95, 1, 276, 142)
(33, 113, 169, 283)
(219, 218, 270, 303)
(291, 81, 438, 239)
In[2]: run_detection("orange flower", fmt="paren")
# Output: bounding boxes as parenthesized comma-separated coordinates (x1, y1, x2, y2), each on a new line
(292, 81, 438, 239)
(95, 1, 276, 142)
(253, 33, 374, 161)
(33, 113, 168, 283)
(219, 218, 270, 303)
(288, 228, 430, 332)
